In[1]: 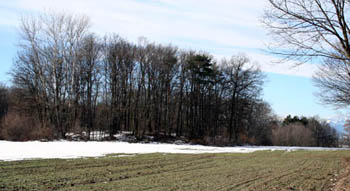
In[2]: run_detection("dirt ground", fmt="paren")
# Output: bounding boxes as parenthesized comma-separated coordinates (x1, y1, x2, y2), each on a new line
(333, 157, 350, 191)
(1, 151, 350, 191)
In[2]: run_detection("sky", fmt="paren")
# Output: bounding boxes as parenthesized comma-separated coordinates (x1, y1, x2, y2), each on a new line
(0, 0, 348, 120)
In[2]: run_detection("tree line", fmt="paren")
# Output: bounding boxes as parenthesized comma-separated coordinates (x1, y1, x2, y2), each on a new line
(0, 12, 339, 147)
(272, 115, 338, 147)
(0, 12, 269, 145)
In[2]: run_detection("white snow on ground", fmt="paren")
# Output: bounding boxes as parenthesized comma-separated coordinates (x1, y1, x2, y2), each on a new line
(0, 141, 349, 161)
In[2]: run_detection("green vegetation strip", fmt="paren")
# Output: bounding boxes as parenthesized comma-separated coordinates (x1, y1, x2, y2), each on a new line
(0, 151, 349, 191)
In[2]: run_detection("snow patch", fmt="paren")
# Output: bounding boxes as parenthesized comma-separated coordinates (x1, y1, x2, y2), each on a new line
(0, 141, 348, 161)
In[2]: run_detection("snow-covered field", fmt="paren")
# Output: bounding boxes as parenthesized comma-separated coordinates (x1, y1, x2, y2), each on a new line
(0, 141, 349, 161)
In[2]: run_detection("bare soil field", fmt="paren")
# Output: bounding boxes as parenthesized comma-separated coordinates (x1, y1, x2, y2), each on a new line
(1, 151, 350, 191)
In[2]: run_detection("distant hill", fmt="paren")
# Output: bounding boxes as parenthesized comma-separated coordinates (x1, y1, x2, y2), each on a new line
(327, 119, 346, 134)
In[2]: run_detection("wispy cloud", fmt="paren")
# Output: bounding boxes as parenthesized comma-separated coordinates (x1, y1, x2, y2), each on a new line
(0, 0, 317, 77)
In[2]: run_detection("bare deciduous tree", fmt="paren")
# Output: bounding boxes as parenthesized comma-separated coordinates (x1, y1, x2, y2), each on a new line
(314, 58, 350, 107)
(12, 12, 91, 138)
(264, 0, 350, 108)
(264, 0, 350, 62)
(0, 84, 9, 138)
(221, 55, 265, 142)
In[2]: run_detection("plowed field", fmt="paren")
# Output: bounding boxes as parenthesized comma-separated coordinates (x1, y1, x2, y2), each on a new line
(1, 151, 350, 191)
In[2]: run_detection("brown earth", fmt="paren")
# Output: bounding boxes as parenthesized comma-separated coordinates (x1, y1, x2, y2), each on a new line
(333, 157, 350, 191)
(1, 151, 350, 191)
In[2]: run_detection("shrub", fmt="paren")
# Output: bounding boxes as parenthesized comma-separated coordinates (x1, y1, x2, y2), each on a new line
(272, 123, 315, 147)
(30, 126, 54, 141)
(1, 112, 54, 141)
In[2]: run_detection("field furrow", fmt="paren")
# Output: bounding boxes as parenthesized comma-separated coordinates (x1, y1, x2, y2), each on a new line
(1, 151, 349, 191)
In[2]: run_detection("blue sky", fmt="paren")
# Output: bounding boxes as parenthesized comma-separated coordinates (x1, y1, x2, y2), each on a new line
(0, 0, 348, 120)
(262, 73, 345, 119)
(0, 26, 16, 84)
